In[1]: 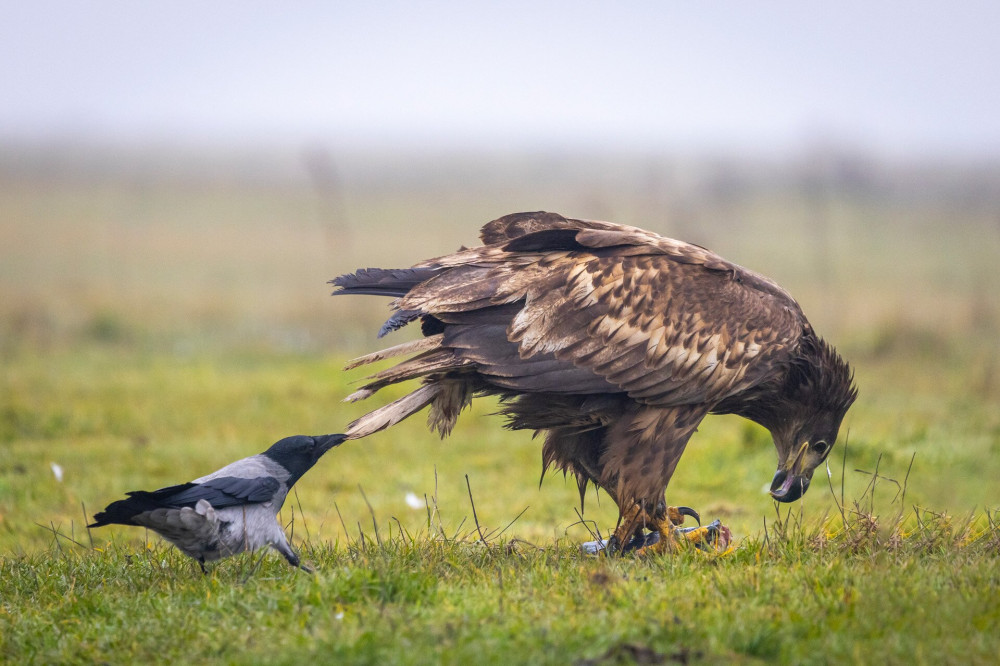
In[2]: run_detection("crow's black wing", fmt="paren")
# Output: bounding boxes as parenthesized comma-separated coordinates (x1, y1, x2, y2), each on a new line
(161, 476, 280, 508)
(89, 477, 280, 527)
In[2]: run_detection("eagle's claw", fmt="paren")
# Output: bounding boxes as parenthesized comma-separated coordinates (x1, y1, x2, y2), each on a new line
(581, 519, 732, 555)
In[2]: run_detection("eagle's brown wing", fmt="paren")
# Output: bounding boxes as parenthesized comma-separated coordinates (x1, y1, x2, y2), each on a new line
(397, 215, 806, 407)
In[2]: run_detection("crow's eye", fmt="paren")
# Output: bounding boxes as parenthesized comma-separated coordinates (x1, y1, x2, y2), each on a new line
(810, 440, 830, 456)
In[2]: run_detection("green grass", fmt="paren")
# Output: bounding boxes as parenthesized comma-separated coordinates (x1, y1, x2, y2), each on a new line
(2, 150, 999, 663)
(3, 501, 998, 664)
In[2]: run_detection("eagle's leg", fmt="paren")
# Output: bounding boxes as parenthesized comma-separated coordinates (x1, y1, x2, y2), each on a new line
(635, 509, 733, 555)
(610, 503, 700, 553)
(610, 503, 649, 551)
(627, 504, 700, 555)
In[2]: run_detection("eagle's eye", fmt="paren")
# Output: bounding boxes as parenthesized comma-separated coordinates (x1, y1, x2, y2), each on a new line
(810, 440, 830, 456)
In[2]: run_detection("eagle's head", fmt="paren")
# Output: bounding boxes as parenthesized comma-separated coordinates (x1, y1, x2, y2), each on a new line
(768, 337, 857, 503)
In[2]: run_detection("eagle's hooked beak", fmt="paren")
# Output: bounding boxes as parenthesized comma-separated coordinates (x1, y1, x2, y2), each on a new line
(769, 441, 812, 503)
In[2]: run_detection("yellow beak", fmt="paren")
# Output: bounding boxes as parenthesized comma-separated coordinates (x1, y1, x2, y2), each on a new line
(785, 441, 810, 476)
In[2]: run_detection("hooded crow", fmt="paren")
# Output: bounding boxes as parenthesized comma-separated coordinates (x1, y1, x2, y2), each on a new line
(90, 433, 344, 572)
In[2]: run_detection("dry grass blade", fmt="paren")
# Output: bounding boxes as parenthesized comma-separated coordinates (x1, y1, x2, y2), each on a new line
(465, 474, 488, 547)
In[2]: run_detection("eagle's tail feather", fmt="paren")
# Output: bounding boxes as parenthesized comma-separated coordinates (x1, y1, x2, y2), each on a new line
(344, 334, 443, 370)
(345, 384, 441, 439)
(343, 331, 477, 439)
(347, 348, 471, 399)
(330, 267, 437, 298)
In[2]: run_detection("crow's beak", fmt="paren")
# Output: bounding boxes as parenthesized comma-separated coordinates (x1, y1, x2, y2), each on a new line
(313, 433, 346, 455)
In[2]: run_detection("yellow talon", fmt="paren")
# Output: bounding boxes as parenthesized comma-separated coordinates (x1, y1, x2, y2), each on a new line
(635, 519, 735, 556)
(602, 503, 733, 556)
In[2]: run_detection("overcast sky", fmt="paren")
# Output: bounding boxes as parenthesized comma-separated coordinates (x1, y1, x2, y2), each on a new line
(3, 1, 1000, 156)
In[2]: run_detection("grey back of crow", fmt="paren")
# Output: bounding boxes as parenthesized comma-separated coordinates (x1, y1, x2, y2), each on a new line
(90, 434, 344, 571)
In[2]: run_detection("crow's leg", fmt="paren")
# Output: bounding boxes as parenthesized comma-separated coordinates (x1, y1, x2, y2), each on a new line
(273, 541, 313, 573)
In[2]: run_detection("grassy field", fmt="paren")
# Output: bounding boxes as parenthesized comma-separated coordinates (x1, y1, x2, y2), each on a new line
(1, 146, 999, 663)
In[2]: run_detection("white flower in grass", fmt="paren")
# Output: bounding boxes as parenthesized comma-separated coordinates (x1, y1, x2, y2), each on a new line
(405, 492, 423, 509)
(50, 462, 64, 482)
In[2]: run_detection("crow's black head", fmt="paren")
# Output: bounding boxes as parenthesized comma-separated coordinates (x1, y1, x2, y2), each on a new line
(263, 434, 345, 486)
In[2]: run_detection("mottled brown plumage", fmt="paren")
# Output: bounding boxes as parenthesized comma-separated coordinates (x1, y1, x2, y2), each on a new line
(331, 212, 857, 549)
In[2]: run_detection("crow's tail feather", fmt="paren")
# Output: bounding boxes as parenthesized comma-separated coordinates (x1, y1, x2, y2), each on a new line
(88, 483, 197, 527)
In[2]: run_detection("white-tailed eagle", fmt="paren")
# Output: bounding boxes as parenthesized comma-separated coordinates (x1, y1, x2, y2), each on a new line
(331, 212, 856, 552)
